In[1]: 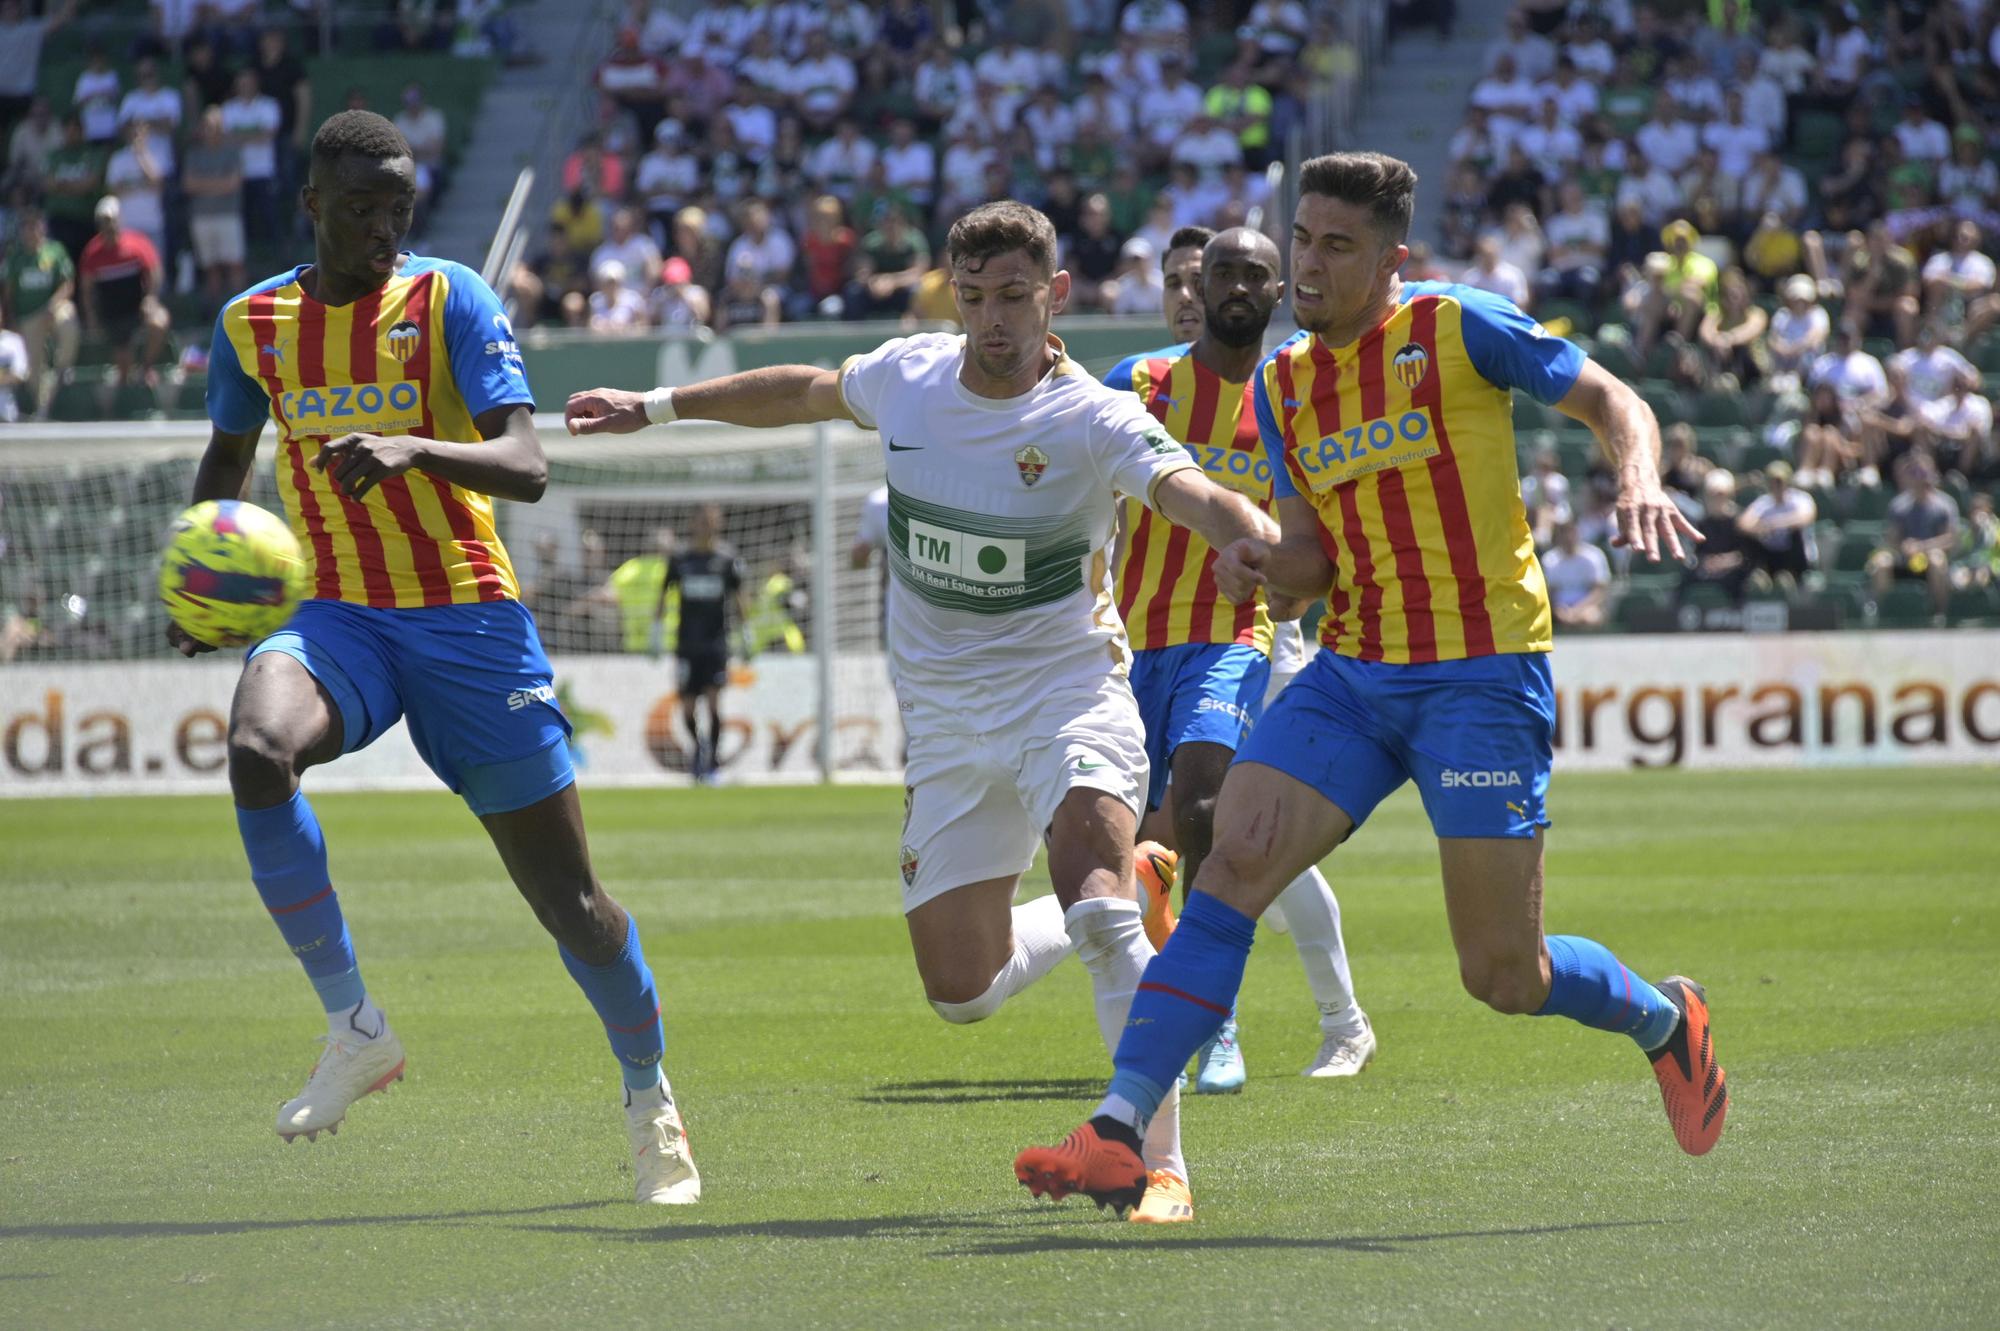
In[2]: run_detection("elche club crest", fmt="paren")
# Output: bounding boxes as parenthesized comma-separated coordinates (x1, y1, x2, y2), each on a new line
(1014, 445, 1049, 487)
(1391, 342, 1430, 390)
(384, 318, 422, 363)
(900, 844, 919, 886)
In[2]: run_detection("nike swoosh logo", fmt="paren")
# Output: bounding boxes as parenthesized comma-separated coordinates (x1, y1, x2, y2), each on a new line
(888, 440, 923, 451)
(1075, 760, 1106, 771)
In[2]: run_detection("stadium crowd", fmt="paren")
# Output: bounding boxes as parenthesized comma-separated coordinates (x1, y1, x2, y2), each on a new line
(1427, 0, 2000, 626)
(501, 0, 1345, 332)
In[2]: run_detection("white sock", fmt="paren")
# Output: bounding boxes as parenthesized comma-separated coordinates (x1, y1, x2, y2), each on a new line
(1064, 896, 1186, 1184)
(928, 895, 1075, 1024)
(330, 997, 385, 1042)
(1274, 865, 1364, 1034)
(624, 1075, 674, 1114)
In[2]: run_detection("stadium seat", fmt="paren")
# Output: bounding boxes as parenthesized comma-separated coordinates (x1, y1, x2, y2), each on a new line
(1693, 389, 1750, 429)
(1947, 583, 2000, 625)
(1876, 584, 1934, 627)
(1612, 591, 1664, 630)
(1835, 528, 1882, 571)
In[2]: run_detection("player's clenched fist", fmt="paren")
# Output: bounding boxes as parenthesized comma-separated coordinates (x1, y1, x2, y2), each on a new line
(314, 433, 421, 500)
(1213, 537, 1271, 604)
(565, 387, 650, 436)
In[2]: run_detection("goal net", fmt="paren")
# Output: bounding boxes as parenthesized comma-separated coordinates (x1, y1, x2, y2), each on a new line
(0, 419, 894, 796)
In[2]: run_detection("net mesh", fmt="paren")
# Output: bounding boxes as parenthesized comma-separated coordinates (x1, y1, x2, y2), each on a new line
(0, 422, 894, 777)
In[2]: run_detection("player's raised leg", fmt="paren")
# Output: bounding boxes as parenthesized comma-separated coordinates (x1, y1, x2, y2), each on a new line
(906, 878, 1074, 1024)
(226, 646, 405, 1143)
(482, 781, 699, 1202)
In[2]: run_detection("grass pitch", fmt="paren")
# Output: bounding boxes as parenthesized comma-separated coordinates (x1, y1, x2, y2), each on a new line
(1, 768, 1996, 1330)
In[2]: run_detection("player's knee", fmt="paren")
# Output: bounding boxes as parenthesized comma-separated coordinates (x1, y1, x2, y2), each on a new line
(1459, 951, 1547, 1015)
(923, 969, 1006, 1022)
(1172, 790, 1217, 861)
(226, 714, 304, 791)
(1191, 835, 1261, 909)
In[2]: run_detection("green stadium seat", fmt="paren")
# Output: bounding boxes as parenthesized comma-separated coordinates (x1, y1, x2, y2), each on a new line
(1947, 583, 2000, 625)
(1876, 583, 1935, 627)
(1835, 528, 1883, 572)
(1693, 389, 1749, 429)
(1612, 590, 1663, 630)
(1794, 111, 1845, 159)
(1973, 337, 2000, 373)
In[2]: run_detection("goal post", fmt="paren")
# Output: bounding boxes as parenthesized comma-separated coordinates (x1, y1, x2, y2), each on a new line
(0, 418, 895, 796)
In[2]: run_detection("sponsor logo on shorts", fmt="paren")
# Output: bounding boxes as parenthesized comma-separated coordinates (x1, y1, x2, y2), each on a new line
(900, 844, 919, 886)
(1196, 697, 1251, 723)
(507, 682, 557, 711)
(1440, 769, 1525, 788)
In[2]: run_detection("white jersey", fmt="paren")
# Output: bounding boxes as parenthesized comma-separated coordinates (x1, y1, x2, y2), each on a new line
(838, 332, 1197, 734)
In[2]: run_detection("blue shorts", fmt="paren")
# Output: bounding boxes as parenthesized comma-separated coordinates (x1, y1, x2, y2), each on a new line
(1235, 650, 1554, 839)
(250, 598, 574, 815)
(1129, 642, 1271, 811)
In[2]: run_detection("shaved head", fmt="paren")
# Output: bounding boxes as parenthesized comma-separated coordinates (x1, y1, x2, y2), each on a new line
(1205, 226, 1281, 269)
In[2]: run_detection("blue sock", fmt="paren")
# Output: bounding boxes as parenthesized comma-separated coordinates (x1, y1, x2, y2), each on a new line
(561, 918, 666, 1092)
(238, 792, 365, 1014)
(1536, 935, 1679, 1051)
(1102, 891, 1257, 1128)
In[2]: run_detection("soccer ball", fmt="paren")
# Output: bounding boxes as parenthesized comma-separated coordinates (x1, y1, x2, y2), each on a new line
(158, 499, 309, 647)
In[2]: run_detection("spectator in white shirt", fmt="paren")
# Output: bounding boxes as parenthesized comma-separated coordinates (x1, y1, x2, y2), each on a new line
(1491, 201, 1545, 279)
(1539, 520, 1610, 629)
(1701, 91, 1768, 179)
(1891, 322, 1976, 406)
(736, 29, 792, 102)
(1731, 51, 1787, 144)
(806, 118, 878, 202)
(1922, 220, 1997, 326)
(1170, 112, 1242, 181)
(1738, 461, 1817, 584)
(1739, 150, 1807, 229)
(73, 47, 120, 145)
(1564, 15, 1616, 80)
(1020, 87, 1077, 172)
(1145, 57, 1207, 155)
(1614, 149, 1684, 227)
(1811, 327, 1889, 409)
(1072, 70, 1135, 142)
(1635, 96, 1700, 176)
(1536, 57, 1599, 124)
(219, 68, 280, 245)
(946, 83, 1020, 149)
(590, 207, 663, 290)
(879, 117, 935, 210)
(1891, 100, 1951, 164)
(1460, 235, 1532, 310)
(393, 83, 447, 206)
(725, 200, 796, 291)
(721, 85, 777, 161)
(1922, 370, 1996, 481)
(114, 57, 179, 176)
(1243, 0, 1309, 60)
(105, 121, 166, 255)
(587, 260, 649, 331)
(1514, 100, 1581, 176)
(974, 36, 1045, 101)
(788, 30, 856, 131)
(913, 43, 972, 128)
(1484, 9, 1554, 81)
(1119, 0, 1189, 57)
(1765, 274, 1830, 387)
(1662, 53, 1722, 122)
(635, 120, 701, 233)
(1108, 236, 1164, 316)
(938, 131, 993, 216)
(1539, 181, 1608, 301)
(1469, 54, 1538, 136)
(1814, 8, 1874, 98)
(1940, 128, 2000, 216)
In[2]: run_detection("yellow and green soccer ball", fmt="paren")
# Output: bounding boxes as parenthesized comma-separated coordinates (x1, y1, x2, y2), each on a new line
(158, 499, 308, 647)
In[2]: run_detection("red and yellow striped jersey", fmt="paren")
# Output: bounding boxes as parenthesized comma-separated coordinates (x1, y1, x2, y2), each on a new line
(1256, 282, 1586, 663)
(207, 255, 536, 608)
(1106, 346, 1275, 654)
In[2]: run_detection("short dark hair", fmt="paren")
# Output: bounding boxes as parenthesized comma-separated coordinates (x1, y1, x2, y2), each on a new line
(1297, 151, 1418, 243)
(310, 110, 413, 173)
(1164, 226, 1216, 269)
(946, 200, 1057, 276)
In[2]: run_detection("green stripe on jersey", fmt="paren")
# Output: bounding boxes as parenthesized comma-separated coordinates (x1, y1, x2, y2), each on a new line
(887, 486, 1097, 615)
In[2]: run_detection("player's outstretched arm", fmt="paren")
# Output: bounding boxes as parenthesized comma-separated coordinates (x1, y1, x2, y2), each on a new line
(168, 423, 264, 657)
(565, 366, 853, 436)
(1555, 359, 1700, 562)
(1213, 495, 1336, 606)
(315, 404, 546, 504)
(1152, 469, 1283, 604)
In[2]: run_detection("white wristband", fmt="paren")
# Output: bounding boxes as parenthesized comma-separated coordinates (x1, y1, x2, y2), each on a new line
(642, 386, 678, 426)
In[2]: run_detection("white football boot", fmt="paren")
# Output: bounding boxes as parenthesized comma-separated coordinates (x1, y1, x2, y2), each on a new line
(276, 1017, 406, 1142)
(626, 1081, 701, 1204)
(1303, 1011, 1376, 1079)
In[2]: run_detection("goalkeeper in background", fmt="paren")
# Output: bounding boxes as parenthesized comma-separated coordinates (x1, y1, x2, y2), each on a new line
(656, 502, 750, 783)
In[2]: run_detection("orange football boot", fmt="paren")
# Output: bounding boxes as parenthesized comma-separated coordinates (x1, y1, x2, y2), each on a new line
(1128, 1169, 1195, 1224)
(1135, 841, 1179, 952)
(1648, 976, 1728, 1156)
(1014, 1118, 1149, 1216)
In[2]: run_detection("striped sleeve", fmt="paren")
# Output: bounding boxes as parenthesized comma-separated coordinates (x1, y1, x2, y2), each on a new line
(1255, 347, 1295, 498)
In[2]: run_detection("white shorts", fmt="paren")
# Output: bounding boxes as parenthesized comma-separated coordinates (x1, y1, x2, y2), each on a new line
(191, 212, 246, 266)
(897, 676, 1148, 913)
